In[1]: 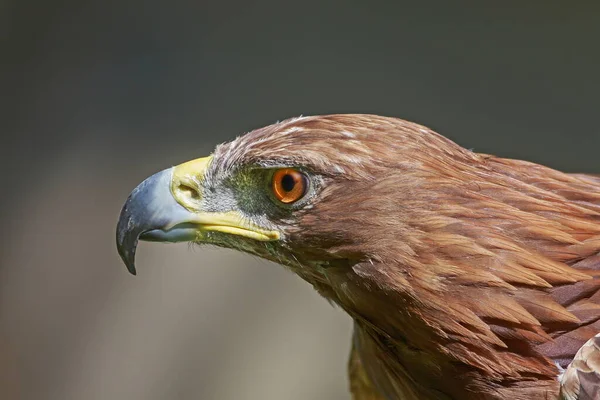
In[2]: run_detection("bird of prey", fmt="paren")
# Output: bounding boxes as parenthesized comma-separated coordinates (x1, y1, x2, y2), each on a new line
(116, 115, 600, 400)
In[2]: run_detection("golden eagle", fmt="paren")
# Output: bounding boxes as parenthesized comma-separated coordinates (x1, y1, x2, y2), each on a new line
(117, 115, 600, 399)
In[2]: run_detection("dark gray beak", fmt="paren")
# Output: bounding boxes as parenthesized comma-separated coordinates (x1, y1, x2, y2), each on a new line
(116, 168, 198, 275)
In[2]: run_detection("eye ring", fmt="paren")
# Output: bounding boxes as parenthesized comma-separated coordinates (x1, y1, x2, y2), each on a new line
(271, 168, 309, 204)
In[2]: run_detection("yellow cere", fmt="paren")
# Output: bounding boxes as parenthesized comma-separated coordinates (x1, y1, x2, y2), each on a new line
(170, 156, 213, 210)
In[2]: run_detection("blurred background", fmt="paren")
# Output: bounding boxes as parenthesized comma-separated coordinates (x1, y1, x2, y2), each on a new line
(2, 1, 600, 399)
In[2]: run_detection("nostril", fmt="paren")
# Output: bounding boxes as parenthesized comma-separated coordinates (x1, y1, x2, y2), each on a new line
(178, 183, 201, 201)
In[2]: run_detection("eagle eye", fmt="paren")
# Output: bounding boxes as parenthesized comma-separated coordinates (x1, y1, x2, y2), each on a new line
(271, 168, 308, 204)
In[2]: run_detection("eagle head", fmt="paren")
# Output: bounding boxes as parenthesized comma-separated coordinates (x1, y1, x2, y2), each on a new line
(117, 114, 461, 281)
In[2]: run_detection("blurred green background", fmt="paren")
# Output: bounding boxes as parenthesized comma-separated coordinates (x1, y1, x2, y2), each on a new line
(2, 1, 599, 399)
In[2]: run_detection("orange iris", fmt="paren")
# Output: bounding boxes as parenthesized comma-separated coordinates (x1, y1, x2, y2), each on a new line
(272, 168, 308, 204)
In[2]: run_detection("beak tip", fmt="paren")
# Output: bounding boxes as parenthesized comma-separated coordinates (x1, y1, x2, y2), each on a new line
(117, 241, 139, 276)
(127, 264, 138, 276)
(116, 215, 140, 276)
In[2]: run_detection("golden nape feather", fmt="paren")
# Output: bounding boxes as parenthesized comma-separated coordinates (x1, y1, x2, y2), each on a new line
(116, 114, 600, 400)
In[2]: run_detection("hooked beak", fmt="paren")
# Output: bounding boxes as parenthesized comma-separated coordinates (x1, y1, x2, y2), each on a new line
(116, 156, 280, 275)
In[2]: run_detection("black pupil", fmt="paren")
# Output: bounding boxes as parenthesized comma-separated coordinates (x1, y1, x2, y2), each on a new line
(281, 174, 296, 192)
